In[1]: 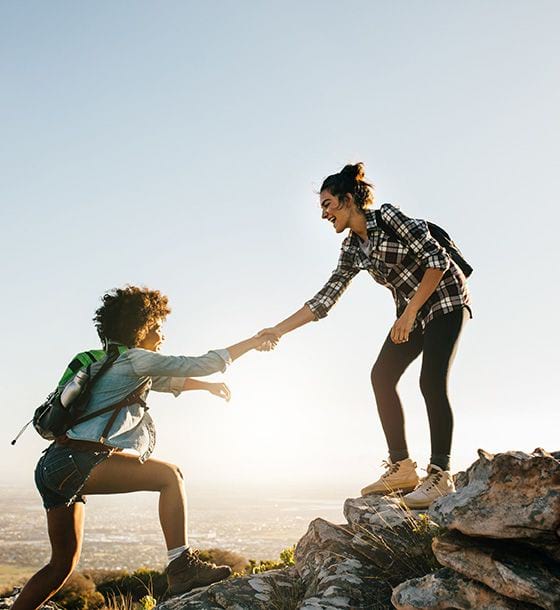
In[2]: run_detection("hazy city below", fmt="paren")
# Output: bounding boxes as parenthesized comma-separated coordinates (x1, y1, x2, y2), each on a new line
(0, 486, 345, 588)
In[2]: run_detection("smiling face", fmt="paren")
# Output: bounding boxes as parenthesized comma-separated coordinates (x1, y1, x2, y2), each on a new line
(320, 189, 352, 233)
(138, 319, 165, 351)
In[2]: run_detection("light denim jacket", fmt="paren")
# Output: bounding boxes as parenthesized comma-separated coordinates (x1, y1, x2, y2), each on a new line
(65, 347, 232, 462)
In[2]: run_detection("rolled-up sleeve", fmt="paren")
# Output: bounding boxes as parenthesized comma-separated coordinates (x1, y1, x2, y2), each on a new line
(305, 244, 359, 319)
(151, 376, 187, 396)
(380, 204, 450, 271)
(127, 348, 232, 379)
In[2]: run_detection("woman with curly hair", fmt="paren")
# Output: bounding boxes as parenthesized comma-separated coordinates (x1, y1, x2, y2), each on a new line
(258, 163, 471, 509)
(14, 286, 276, 610)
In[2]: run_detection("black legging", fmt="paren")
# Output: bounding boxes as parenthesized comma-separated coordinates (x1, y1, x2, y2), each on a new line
(370, 307, 468, 471)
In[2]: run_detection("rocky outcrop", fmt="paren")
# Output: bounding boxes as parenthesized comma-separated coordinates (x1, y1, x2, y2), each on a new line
(160, 495, 437, 609)
(393, 449, 560, 610)
(430, 449, 560, 552)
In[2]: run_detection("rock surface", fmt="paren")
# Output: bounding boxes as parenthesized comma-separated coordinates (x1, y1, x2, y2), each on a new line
(295, 517, 383, 609)
(432, 533, 560, 610)
(392, 568, 540, 610)
(429, 449, 560, 552)
(157, 568, 302, 610)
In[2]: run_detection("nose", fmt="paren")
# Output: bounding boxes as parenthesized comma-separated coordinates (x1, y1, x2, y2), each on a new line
(321, 208, 328, 219)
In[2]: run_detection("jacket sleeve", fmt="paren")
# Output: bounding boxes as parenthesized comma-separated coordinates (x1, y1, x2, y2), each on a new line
(305, 237, 359, 319)
(150, 376, 187, 396)
(380, 204, 450, 271)
(127, 348, 232, 379)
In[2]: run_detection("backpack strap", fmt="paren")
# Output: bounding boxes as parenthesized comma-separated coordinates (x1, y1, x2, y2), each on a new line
(374, 208, 400, 242)
(89, 344, 121, 386)
(72, 379, 150, 444)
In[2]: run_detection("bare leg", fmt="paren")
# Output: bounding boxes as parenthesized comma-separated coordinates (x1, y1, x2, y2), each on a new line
(82, 453, 187, 549)
(12, 503, 84, 610)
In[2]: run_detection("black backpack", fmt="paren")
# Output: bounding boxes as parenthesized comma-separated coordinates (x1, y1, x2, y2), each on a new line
(374, 209, 473, 278)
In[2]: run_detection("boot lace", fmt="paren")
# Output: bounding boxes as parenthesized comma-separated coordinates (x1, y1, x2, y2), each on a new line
(380, 460, 400, 479)
(419, 470, 442, 492)
(189, 549, 216, 568)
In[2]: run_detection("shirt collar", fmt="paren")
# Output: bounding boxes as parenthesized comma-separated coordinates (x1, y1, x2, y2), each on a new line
(348, 209, 379, 245)
(364, 208, 378, 235)
(104, 340, 129, 353)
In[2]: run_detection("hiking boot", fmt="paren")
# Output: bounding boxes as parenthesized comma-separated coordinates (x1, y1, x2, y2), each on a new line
(166, 548, 232, 595)
(361, 458, 420, 496)
(401, 464, 455, 509)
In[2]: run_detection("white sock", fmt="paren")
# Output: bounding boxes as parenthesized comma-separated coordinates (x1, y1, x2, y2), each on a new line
(167, 545, 188, 564)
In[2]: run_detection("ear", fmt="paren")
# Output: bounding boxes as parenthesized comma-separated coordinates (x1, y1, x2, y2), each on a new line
(341, 193, 356, 208)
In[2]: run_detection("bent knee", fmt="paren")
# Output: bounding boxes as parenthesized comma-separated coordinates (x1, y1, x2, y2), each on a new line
(49, 554, 79, 581)
(371, 362, 397, 392)
(162, 462, 184, 484)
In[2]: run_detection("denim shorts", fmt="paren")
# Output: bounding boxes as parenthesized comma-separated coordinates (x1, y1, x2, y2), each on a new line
(34, 443, 111, 511)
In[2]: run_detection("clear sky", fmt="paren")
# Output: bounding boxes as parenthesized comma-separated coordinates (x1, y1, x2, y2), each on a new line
(1, 1, 559, 496)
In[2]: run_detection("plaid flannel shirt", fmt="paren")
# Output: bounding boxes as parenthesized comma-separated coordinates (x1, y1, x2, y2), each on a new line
(305, 204, 471, 330)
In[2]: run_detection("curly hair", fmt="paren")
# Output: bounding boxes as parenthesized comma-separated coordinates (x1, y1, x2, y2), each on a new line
(93, 286, 171, 347)
(320, 162, 375, 211)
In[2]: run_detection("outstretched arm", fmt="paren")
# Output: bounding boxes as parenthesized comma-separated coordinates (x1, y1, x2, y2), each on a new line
(226, 333, 278, 361)
(257, 240, 358, 346)
(182, 378, 231, 401)
(258, 304, 316, 340)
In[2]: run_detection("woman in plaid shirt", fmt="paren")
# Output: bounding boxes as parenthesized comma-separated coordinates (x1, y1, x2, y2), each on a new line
(259, 163, 471, 509)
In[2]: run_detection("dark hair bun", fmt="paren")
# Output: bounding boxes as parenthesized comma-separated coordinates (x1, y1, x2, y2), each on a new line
(320, 161, 374, 210)
(340, 162, 365, 183)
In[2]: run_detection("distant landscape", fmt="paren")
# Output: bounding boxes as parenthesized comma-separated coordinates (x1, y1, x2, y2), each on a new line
(0, 486, 344, 589)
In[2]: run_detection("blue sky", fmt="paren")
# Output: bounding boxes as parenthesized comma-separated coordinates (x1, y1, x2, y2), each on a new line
(1, 1, 559, 494)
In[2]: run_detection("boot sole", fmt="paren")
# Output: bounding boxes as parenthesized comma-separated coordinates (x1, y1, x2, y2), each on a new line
(361, 484, 419, 496)
(400, 499, 432, 509)
(401, 490, 454, 510)
(169, 570, 231, 595)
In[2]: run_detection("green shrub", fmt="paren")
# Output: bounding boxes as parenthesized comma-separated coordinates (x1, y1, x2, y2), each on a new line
(52, 572, 105, 610)
(95, 567, 166, 601)
(196, 548, 248, 575)
(138, 595, 157, 610)
(247, 545, 295, 574)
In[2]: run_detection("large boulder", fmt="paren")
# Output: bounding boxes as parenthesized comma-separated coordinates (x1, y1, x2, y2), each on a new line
(392, 568, 540, 610)
(432, 533, 560, 610)
(295, 517, 387, 609)
(429, 449, 560, 554)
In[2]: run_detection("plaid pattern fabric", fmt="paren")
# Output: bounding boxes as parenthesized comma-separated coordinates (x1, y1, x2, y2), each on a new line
(305, 204, 471, 329)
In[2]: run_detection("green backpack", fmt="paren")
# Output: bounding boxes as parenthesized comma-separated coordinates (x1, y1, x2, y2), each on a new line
(12, 344, 146, 444)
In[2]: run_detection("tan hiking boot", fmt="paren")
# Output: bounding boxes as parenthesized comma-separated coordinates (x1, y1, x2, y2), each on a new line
(401, 464, 455, 509)
(361, 458, 420, 496)
(166, 548, 232, 595)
